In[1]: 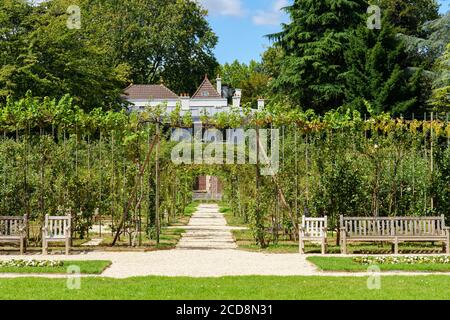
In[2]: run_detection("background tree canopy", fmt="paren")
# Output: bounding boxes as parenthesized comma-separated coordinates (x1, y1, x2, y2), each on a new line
(265, 0, 447, 115)
(0, 0, 218, 110)
(218, 60, 269, 108)
(1, 0, 448, 115)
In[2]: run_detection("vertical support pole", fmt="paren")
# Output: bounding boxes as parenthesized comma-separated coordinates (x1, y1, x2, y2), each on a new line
(305, 134, 309, 206)
(295, 125, 298, 220)
(111, 130, 115, 236)
(256, 127, 260, 209)
(99, 131, 103, 238)
(430, 112, 434, 210)
(255, 126, 263, 247)
(155, 121, 161, 245)
(424, 112, 427, 212)
(412, 113, 416, 210)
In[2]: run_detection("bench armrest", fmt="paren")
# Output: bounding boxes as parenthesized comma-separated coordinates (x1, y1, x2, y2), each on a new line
(19, 225, 27, 236)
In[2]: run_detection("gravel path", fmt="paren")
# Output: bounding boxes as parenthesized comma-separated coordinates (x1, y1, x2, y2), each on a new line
(1, 204, 450, 279)
(176, 204, 240, 250)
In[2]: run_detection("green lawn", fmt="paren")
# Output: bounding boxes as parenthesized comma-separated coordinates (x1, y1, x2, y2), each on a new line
(308, 256, 450, 272)
(0, 276, 449, 300)
(0, 260, 111, 274)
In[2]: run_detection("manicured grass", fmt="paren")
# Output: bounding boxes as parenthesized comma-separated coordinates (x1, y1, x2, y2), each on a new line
(0, 275, 449, 300)
(307, 256, 450, 272)
(0, 260, 111, 274)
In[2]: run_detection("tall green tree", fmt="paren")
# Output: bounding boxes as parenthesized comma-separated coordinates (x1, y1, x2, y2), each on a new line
(85, 0, 218, 95)
(430, 43, 450, 111)
(380, 0, 440, 36)
(0, 0, 128, 110)
(0, 0, 219, 109)
(269, 0, 367, 113)
(343, 19, 431, 115)
(0, 0, 35, 98)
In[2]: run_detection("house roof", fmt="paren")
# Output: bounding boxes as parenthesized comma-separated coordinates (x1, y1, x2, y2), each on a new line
(123, 84, 179, 100)
(192, 76, 222, 99)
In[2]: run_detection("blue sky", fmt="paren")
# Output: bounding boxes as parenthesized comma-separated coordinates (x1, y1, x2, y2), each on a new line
(200, 0, 450, 65)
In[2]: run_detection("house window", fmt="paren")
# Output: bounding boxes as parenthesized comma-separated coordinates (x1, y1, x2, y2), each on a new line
(201, 91, 209, 97)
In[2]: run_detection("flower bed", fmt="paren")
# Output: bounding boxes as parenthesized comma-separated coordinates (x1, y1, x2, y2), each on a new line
(353, 256, 450, 265)
(0, 260, 64, 268)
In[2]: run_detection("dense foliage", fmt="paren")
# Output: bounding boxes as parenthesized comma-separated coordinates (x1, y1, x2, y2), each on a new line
(2, 96, 450, 247)
(1, 1, 449, 249)
(266, 0, 447, 115)
(0, 0, 218, 110)
(218, 60, 269, 108)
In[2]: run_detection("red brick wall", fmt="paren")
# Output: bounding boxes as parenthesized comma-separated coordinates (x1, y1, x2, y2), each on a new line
(196, 176, 207, 191)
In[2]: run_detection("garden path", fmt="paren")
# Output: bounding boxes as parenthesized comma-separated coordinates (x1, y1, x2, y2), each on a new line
(176, 204, 239, 250)
(1, 205, 450, 278)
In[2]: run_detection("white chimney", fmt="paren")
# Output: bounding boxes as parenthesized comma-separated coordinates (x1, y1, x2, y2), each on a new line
(232, 89, 242, 108)
(216, 76, 222, 97)
(258, 98, 265, 111)
(180, 94, 190, 111)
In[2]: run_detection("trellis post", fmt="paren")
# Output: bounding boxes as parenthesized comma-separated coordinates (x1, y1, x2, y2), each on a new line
(430, 112, 434, 210)
(155, 121, 161, 245)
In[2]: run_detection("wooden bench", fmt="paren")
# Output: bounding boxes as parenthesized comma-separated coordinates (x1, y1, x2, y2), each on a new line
(299, 216, 328, 254)
(0, 215, 28, 254)
(42, 215, 71, 255)
(340, 215, 450, 254)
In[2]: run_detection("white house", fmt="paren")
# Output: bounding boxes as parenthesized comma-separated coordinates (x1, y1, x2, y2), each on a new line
(122, 75, 261, 122)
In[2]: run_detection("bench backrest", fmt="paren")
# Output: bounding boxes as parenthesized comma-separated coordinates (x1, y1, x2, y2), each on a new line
(0, 215, 27, 237)
(44, 215, 71, 238)
(302, 216, 327, 237)
(340, 215, 446, 237)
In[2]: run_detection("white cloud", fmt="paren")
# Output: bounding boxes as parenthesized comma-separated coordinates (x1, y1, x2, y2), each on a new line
(252, 0, 288, 26)
(197, 0, 245, 17)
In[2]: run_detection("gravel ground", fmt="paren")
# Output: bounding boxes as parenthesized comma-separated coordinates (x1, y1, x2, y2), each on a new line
(1, 204, 449, 279)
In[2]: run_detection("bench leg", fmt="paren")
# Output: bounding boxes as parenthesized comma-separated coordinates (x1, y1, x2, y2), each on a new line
(341, 234, 347, 255)
(42, 239, 47, 255)
(394, 238, 399, 255)
(19, 239, 24, 255)
(65, 238, 70, 256)
(446, 238, 450, 255)
(299, 233, 304, 254)
(321, 238, 327, 255)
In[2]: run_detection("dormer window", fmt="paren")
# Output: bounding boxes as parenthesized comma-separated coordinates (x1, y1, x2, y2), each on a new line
(201, 91, 210, 97)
